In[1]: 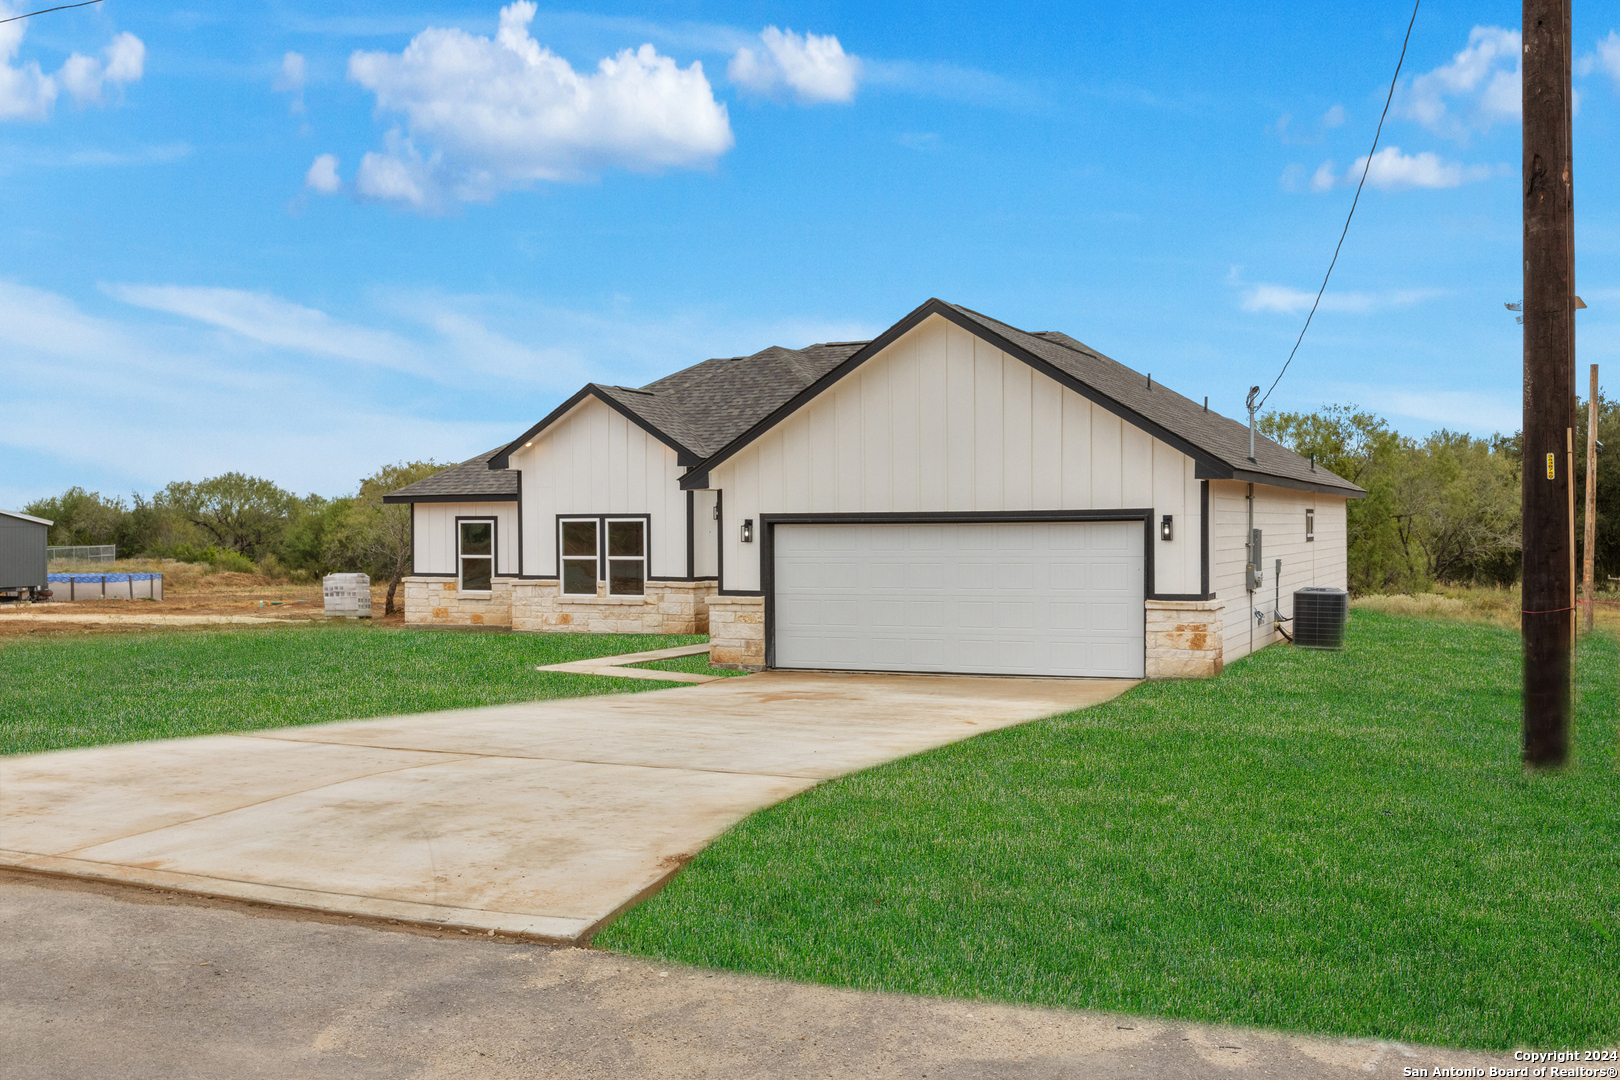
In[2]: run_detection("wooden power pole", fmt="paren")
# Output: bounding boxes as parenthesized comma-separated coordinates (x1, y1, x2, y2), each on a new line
(1522, 0, 1576, 768)
(1584, 364, 1599, 634)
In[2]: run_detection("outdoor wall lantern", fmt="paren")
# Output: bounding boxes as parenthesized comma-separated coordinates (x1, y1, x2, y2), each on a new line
(1160, 515, 1173, 541)
(741, 519, 754, 543)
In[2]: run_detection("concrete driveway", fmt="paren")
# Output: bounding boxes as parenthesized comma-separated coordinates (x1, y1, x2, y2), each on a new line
(1, 669, 1133, 942)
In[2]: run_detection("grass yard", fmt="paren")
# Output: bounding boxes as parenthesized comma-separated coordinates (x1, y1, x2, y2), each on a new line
(0, 624, 707, 755)
(599, 613, 1620, 1051)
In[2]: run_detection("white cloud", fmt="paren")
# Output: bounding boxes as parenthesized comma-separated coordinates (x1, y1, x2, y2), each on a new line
(0, 12, 142, 119)
(0, 278, 878, 505)
(1308, 147, 1499, 192)
(345, 1, 733, 207)
(1310, 160, 1336, 192)
(1240, 283, 1444, 315)
(305, 153, 341, 193)
(1579, 30, 1620, 88)
(1401, 26, 1520, 138)
(1321, 103, 1346, 129)
(275, 51, 307, 113)
(57, 31, 144, 106)
(1343, 387, 1520, 435)
(0, 15, 55, 120)
(729, 26, 858, 103)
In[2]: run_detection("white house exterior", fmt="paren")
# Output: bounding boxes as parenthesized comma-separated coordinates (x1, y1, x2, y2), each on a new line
(386, 299, 1362, 677)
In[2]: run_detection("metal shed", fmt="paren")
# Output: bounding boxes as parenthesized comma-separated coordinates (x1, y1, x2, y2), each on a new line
(0, 510, 53, 599)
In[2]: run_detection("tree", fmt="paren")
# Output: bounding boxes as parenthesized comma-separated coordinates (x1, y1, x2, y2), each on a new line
(323, 461, 447, 614)
(24, 487, 128, 548)
(1258, 406, 1409, 593)
(1574, 390, 1618, 585)
(1390, 431, 1520, 585)
(155, 473, 298, 559)
(279, 495, 354, 577)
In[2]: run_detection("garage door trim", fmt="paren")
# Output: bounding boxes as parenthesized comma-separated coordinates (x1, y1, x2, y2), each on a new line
(761, 510, 1155, 671)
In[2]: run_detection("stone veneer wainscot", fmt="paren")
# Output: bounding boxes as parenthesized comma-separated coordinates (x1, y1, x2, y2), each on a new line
(510, 580, 713, 635)
(402, 577, 514, 628)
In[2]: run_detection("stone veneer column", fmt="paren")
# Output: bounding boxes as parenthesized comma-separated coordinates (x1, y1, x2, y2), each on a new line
(1144, 599, 1224, 678)
(707, 594, 765, 670)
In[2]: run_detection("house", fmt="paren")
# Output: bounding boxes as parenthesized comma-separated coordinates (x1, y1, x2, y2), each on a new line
(385, 299, 1363, 677)
(0, 510, 52, 600)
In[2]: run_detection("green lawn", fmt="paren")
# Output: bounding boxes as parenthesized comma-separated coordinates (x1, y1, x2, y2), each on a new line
(0, 624, 706, 756)
(599, 613, 1620, 1051)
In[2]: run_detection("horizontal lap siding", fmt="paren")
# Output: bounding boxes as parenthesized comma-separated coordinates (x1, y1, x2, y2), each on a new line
(412, 502, 519, 576)
(1212, 479, 1351, 662)
(713, 313, 1200, 593)
(512, 398, 687, 579)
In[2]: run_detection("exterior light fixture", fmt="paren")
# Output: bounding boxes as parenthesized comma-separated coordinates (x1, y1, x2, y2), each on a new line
(1160, 515, 1173, 541)
(741, 519, 754, 543)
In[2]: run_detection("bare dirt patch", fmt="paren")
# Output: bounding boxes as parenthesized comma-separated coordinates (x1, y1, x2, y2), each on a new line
(0, 560, 405, 638)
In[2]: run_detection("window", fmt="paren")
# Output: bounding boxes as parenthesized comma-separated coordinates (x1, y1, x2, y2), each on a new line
(560, 519, 598, 595)
(1305, 508, 1315, 542)
(607, 519, 646, 596)
(459, 520, 494, 591)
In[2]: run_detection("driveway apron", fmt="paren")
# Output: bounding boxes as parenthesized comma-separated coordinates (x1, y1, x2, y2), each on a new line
(0, 670, 1134, 941)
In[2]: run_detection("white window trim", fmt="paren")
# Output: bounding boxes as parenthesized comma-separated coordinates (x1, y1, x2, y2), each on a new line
(559, 517, 600, 596)
(458, 518, 496, 594)
(605, 517, 647, 597)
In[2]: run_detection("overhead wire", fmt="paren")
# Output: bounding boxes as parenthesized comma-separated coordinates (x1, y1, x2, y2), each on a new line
(1257, 0, 1422, 410)
(0, 0, 103, 25)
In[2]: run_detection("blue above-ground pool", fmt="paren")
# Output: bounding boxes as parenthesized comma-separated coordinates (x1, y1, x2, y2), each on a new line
(47, 573, 164, 601)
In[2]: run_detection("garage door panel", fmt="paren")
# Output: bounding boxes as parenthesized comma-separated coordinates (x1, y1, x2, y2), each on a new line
(773, 521, 1145, 678)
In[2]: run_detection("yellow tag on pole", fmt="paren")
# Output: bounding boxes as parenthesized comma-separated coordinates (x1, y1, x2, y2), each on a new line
(1546, 453, 1556, 480)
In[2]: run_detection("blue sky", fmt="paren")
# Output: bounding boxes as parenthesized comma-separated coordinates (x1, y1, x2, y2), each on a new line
(3, 0, 1618, 507)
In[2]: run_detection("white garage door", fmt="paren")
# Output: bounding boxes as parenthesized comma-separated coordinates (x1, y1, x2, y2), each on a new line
(771, 520, 1145, 678)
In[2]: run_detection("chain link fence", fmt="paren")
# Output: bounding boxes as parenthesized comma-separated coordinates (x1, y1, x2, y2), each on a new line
(46, 545, 116, 570)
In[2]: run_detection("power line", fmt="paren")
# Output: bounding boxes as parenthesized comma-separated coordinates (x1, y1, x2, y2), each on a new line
(0, 0, 103, 26)
(1257, 0, 1421, 411)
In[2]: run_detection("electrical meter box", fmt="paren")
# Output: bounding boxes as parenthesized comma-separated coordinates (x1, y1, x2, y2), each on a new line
(1245, 529, 1264, 591)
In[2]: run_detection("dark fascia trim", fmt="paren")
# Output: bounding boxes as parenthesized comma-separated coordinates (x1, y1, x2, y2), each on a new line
(685, 490, 695, 581)
(718, 588, 766, 597)
(383, 492, 517, 504)
(490, 385, 701, 470)
(682, 299, 1233, 490)
(1206, 464, 1366, 499)
(1199, 479, 1210, 597)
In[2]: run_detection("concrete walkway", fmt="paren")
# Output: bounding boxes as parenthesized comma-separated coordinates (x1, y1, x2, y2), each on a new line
(0, 869, 1523, 1080)
(0, 668, 1134, 942)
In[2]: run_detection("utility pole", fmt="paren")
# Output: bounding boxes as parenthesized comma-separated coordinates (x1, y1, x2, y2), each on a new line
(1583, 364, 1599, 634)
(1521, 0, 1576, 768)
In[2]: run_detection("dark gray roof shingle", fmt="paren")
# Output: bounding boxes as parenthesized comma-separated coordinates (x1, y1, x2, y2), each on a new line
(382, 448, 519, 503)
(399, 298, 1359, 503)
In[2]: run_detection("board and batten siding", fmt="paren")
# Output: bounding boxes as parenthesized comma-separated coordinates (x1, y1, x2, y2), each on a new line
(508, 396, 689, 579)
(1209, 480, 1348, 662)
(709, 313, 1203, 594)
(412, 501, 520, 577)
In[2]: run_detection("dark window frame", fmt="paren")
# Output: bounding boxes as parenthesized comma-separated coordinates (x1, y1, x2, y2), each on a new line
(554, 514, 653, 596)
(454, 516, 498, 593)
